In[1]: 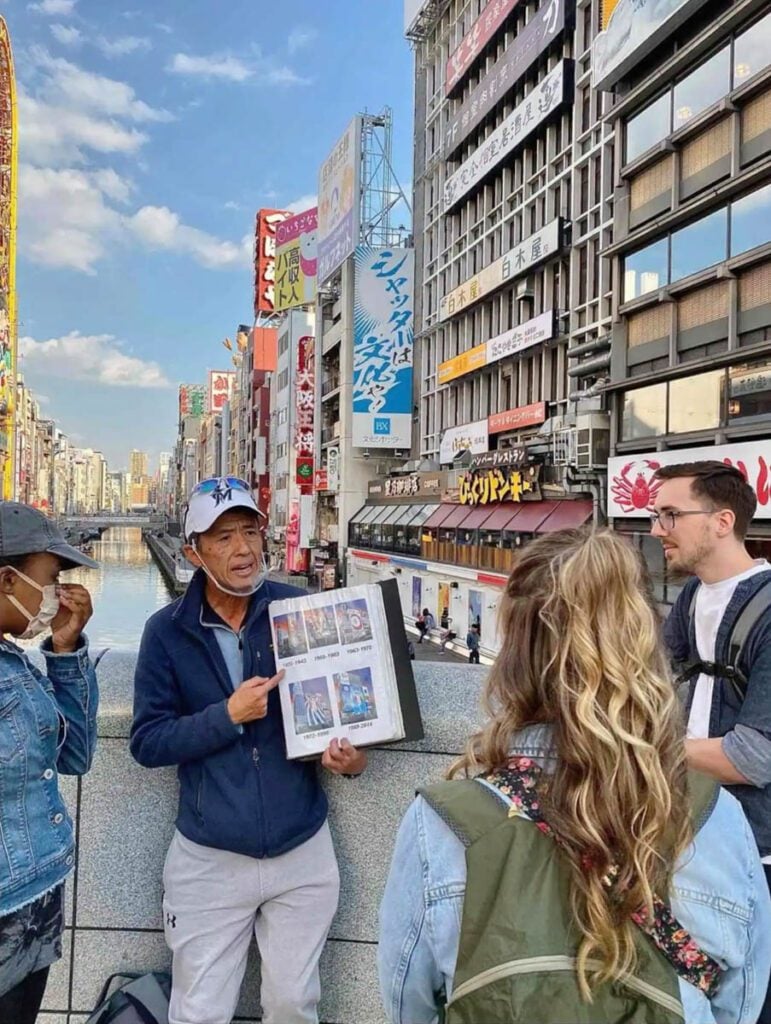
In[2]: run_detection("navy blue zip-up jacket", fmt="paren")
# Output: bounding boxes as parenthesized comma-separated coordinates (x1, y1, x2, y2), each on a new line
(130, 571, 328, 858)
(664, 570, 771, 858)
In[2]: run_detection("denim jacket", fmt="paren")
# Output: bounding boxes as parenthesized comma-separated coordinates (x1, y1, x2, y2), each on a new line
(0, 636, 98, 918)
(379, 725, 771, 1024)
(664, 572, 771, 857)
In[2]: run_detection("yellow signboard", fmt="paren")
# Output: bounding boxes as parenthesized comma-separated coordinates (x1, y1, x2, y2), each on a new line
(438, 343, 486, 385)
(275, 207, 318, 312)
(0, 17, 17, 499)
(459, 467, 541, 505)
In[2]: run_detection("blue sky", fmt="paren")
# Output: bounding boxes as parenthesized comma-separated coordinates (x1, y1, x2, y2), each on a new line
(7, 0, 414, 471)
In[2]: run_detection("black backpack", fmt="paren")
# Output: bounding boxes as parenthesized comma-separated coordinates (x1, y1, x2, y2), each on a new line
(676, 575, 771, 700)
(86, 971, 171, 1024)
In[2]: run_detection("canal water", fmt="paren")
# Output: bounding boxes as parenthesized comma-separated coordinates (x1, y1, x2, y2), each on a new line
(59, 526, 174, 651)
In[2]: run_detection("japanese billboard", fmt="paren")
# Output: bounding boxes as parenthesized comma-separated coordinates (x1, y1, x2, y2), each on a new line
(207, 370, 235, 415)
(459, 464, 542, 505)
(178, 384, 206, 420)
(446, 0, 522, 95)
(254, 208, 290, 315)
(275, 207, 318, 311)
(592, 0, 702, 91)
(438, 311, 554, 385)
(607, 441, 771, 519)
(352, 246, 414, 449)
(0, 16, 17, 499)
(440, 220, 563, 321)
(443, 0, 569, 157)
(489, 402, 547, 434)
(440, 419, 489, 465)
(317, 117, 362, 284)
(443, 61, 573, 213)
(294, 334, 315, 490)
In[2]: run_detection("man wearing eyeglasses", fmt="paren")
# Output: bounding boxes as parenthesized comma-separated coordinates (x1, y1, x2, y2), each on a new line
(652, 460, 771, 1021)
(130, 477, 366, 1024)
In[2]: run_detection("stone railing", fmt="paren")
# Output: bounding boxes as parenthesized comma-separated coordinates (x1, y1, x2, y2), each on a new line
(39, 653, 485, 1023)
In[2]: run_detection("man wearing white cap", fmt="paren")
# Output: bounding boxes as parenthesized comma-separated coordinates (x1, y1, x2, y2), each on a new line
(130, 477, 366, 1024)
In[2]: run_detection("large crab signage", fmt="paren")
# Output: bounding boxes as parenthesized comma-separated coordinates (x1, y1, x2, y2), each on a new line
(608, 442, 771, 520)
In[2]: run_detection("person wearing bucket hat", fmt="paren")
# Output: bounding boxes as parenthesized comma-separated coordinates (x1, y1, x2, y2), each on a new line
(0, 502, 100, 1024)
(131, 477, 367, 1024)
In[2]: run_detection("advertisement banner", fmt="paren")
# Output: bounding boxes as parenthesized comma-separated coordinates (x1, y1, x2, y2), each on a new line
(443, 0, 569, 157)
(459, 464, 542, 505)
(444, 61, 572, 213)
(275, 207, 318, 311)
(440, 220, 562, 321)
(317, 117, 361, 284)
(607, 441, 771, 519)
(327, 447, 340, 492)
(314, 468, 329, 491)
(178, 384, 206, 420)
(438, 344, 487, 386)
(438, 312, 554, 386)
(591, 0, 702, 90)
(294, 334, 315, 492)
(254, 209, 291, 315)
(207, 371, 235, 414)
(352, 246, 414, 449)
(446, 0, 522, 95)
(440, 419, 489, 465)
(489, 401, 547, 434)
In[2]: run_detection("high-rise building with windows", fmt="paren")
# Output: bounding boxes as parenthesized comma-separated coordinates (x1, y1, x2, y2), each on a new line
(601, 0, 771, 598)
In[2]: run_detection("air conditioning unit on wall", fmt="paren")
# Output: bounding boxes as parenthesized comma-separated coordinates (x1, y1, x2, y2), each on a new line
(575, 413, 610, 471)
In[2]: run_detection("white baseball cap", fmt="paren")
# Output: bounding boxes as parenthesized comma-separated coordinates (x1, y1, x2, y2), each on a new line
(184, 477, 266, 540)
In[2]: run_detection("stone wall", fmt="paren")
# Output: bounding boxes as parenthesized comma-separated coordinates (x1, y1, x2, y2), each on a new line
(38, 653, 485, 1023)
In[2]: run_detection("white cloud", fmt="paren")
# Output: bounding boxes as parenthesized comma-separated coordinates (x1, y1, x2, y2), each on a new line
(223, 200, 242, 211)
(128, 206, 251, 269)
(50, 23, 82, 46)
(286, 193, 317, 214)
(28, 0, 77, 15)
(168, 52, 253, 82)
(265, 65, 311, 86)
(91, 167, 134, 204)
(20, 332, 171, 389)
(287, 27, 317, 54)
(95, 35, 151, 57)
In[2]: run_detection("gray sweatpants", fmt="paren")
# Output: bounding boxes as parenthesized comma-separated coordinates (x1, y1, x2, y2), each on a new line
(162, 822, 340, 1024)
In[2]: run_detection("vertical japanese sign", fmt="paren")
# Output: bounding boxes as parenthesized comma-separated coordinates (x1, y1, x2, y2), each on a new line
(275, 207, 318, 311)
(317, 117, 361, 285)
(0, 16, 17, 499)
(178, 384, 206, 420)
(254, 208, 290, 316)
(207, 370, 235, 414)
(446, 0, 522, 95)
(352, 246, 414, 449)
(294, 335, 315, 492)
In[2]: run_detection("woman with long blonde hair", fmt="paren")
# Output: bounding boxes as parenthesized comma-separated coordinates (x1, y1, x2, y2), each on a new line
(379, 529, 771, 1024)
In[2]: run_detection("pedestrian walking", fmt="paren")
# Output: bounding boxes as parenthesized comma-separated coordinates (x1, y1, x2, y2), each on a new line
(653, 461, 771, 1023)
(379, 529, 771, 1024)
(466, 623, 480, 664)
(0, 503, 99, 1024)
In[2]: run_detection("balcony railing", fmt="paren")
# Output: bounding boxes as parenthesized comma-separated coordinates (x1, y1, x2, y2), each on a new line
(321, 374, 340, 397)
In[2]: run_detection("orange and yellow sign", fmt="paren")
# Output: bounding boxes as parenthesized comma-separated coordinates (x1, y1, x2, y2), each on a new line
(438, 343, 486, 386)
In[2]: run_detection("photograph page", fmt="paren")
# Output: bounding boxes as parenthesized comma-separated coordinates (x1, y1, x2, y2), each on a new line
(269, 582, 415, 759)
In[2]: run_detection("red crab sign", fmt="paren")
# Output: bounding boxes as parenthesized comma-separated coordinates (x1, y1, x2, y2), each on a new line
(607, 442, 771, 519)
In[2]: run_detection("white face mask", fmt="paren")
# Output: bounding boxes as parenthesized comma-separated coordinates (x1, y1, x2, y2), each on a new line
(7, 569, 61, 639)
(191, 540, 268, 598)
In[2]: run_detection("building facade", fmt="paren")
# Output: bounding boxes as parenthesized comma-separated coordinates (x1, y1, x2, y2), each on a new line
(600, 0, 771, 601)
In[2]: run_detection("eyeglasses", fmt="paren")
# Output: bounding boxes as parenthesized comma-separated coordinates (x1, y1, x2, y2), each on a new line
(192, 477, 252, 497)
(650, 510, 714, 531)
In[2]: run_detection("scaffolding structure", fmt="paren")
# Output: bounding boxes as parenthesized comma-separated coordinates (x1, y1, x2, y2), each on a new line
(358, 109, 411, 250)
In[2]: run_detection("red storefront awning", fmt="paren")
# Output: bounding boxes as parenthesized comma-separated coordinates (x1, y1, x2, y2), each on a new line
(441, 504, 476, 529)
(478, 504, 524, 531)
(504, 500, 561, 533)
(461, 505, 500, 530)
(423, 504, 457, 529)
(538, 500, 594, 533)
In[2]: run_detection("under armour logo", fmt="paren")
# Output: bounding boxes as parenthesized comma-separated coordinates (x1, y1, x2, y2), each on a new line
(166, 912, 177, 929)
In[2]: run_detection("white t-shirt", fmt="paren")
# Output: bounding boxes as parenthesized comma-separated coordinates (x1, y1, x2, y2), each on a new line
(687, 560, 770, 740)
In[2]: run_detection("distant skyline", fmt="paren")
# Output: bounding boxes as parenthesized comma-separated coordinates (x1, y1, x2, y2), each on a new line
(8, 1, 414, 466)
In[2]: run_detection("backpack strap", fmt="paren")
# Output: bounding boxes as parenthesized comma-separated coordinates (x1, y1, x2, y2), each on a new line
(687, 770, 719, 834)
(418, 779, 509, 847)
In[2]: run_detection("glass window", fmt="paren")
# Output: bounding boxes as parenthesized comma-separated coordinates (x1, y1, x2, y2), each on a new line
(621, 383, 667, 439)
(668, 370, 723, 433)
(623, 238, 668, 301)
(731, 183, 771, 257)
(727, 360, 771, 423)
(670, 208, 727, 283)
(733, 10, 771, 85)
(625, 93, 670, 163)
(673, 46, 731, 131)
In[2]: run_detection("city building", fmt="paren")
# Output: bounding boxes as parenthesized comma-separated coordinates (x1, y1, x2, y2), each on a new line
(70, 448, 108, 514)
(129, 449, 150, 509)
(345, 0, 612, 657)
(599, 0, 771, 601)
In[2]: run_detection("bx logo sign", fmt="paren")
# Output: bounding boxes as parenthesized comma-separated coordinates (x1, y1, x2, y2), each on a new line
(373, 417, 391, 435)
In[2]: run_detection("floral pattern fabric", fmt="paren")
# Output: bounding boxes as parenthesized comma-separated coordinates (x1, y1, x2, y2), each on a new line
(483, 756, 722, 999)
